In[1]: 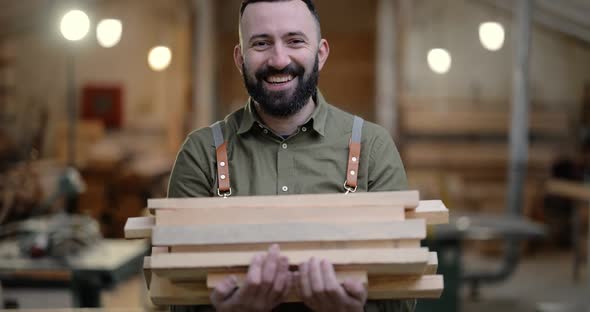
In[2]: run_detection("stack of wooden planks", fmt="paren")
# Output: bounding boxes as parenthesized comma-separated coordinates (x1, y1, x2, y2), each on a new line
(124, 191, 449, 305)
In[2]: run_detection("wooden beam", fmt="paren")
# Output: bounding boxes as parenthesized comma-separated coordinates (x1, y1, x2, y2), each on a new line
(401, 108, 569, 137)
(403, 142, 556, 169)
(406, 200, 449, 225)
(143, 257, 152, 289)
(206, 254, 439, 288)
(367, 275, 443, 300)
(124, 216, 154, 239)
(149, 272, 211, 306)
(546, 179, 590, 201)
(425, 252, 438, 275)
(206, 270, 368, 289)
(152, 220, 426, 246)
(150, 247, 430, 280)
(149, 190, 420, 213)
(169, 239, 421, 253)
(148, 273, 443, 305)
(156, 205, 405, 226)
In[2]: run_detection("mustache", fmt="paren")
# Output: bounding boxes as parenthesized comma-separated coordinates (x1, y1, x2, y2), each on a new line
(254, 63, 305, 81)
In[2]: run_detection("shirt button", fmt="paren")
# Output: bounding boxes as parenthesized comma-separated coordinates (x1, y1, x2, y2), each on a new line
(281, 186, 289, 192)
(301, 126, 307, 132)
(263, 129, 269, 134)
(281, 143, 288, 149)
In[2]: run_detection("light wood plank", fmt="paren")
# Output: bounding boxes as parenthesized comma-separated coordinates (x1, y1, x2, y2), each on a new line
(406, 200, 449, 225)
(169, 239, 421, 253)
(149, 273, 443, 305)
(425, 252, 438, 274)
(401, 107, 568, 137)
(152, 220, 426, 247)
(149, 190, 420, 213)
(156, 205, 405, 226)
(546, 179, 590, 201)
(206, 270, 368, 289)
(368, 274, 444, 299)
(124, 216, 154, 239)
(143, 257, 151, 289)
(151, 246, 169, 254)
(203, 255, 439, 288)
(150, 248, 430, 280)
(149, 273, 210, 306)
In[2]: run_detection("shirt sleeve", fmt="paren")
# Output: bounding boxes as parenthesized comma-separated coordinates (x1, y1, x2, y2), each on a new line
(367, 127, 408, 192)
(167, 133, 214, 198)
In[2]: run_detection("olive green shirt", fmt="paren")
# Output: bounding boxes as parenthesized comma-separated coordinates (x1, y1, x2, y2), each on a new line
(167, 91, 415, 312)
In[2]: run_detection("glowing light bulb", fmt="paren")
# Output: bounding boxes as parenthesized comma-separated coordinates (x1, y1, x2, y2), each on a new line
(427, 48, 452, 74)
(148, 46, 172, 71)
(60, 10, 90, 41)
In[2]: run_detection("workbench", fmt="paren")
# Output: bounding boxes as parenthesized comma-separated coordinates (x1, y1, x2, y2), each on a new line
(0, 239, 148, 308)
(546, 179, 590, 286)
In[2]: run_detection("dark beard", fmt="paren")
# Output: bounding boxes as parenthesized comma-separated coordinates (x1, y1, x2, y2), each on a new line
(242, 56, 319, 118)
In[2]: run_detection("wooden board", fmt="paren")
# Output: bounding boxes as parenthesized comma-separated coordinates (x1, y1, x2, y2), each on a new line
(206, 270, 368, 289)
(149, 273, 210, 306)
(546, 179, 590, 201)
(123, 216, 154, 239)
(401, 108, 568, 137)
(367, 274, 444, 300)
(150, 248, 430, 280)
(152, 220, 426, 246)
(406, 200, 449, 225)
(148, 273, 443, 305)
(143, 257, 151, 289)
(169, 239, 421, 253)
(425, 252, 438, 274)
(205, 254, 440, 287)
(156, 205, 405, 226)
(403, 142, 556, 169)
(148, 190, 420, 213)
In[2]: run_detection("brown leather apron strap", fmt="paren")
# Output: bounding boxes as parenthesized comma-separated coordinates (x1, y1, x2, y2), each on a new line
(210, 121, 231, 197)
(344, 116, 364, 193)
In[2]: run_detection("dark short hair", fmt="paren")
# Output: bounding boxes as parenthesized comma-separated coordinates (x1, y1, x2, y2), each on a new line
(239, 0, 321, 38)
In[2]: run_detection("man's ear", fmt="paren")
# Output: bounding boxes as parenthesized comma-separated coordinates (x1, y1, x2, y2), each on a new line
(317, 39, 330, 71)
(233, 44, 244, 74)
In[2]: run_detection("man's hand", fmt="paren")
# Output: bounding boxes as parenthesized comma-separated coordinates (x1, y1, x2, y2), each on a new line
(210, 244, 291, 312)
(295, 257, 367, 312)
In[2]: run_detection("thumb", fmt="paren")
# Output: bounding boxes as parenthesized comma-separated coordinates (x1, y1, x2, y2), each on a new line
(210, 275, 239, 305)
(342, 279, 367, 302)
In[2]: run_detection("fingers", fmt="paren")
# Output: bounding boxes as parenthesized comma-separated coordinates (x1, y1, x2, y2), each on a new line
(298, 260, 313, 301)
(269, 256, 290, 303)
(260, 244, 280, 296)
(342, 278, 368, 303)
(238, 253, 264, 300)
(210, 275, 238, 307)
(320, 259, 347, 304)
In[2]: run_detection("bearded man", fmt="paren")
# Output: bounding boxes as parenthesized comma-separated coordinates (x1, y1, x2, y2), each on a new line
(168, 1, 412, 311)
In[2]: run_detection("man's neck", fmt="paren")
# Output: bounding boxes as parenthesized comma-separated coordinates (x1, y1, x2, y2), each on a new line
(254, 97, 316, 137)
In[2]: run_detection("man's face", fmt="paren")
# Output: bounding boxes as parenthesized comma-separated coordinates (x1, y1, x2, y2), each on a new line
(236, 0, 329, 118)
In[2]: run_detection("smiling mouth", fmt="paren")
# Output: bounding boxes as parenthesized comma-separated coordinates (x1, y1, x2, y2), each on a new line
(264, 74, 295, 84)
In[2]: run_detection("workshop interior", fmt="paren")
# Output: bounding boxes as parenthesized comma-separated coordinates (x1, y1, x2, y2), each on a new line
(0, 0, 589, 311)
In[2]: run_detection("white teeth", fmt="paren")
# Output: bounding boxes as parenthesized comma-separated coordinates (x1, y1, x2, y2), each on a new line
(266, 75, 293, 83)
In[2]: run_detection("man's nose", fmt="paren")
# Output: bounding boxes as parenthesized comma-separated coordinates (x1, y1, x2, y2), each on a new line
(267, 45, 291, 70)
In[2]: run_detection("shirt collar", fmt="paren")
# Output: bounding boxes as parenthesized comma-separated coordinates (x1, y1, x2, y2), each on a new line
(237, 89, 328, 137)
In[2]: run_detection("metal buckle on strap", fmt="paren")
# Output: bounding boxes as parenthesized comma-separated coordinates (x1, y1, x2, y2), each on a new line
(217, 188, 232, 198)
(343, 181, 357, 195)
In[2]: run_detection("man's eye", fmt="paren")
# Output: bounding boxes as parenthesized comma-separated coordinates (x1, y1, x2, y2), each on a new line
(290, 39, 305, 45)
(253, 41, 269, 47)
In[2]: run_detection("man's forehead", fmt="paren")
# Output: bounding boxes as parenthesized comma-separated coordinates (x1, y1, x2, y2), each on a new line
(240, 1, 317, 40)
